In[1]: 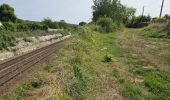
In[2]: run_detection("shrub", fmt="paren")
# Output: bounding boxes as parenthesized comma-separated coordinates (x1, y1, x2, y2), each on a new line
(16, 23, 29, 31)
(44, 64, 53, 72)
(2, 22, 16, 31)
(126, 15, 151, 28)
(58, 20, 68, 29)
(97, 17, 116, 33)
(0, 30, 16, 50)
(104, 54, 113, 62)
(79, 22, 87, 26)
(152, 17, 167, 23)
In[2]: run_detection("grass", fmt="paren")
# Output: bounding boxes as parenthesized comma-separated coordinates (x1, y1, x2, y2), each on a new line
(122, 83, 141, 100)
(165, 55, 170, 63)
(117, 27, 170, 99)
(139, 23, 170, 39)
(0, 25, 122, 99)
(1, 24, 170, 99)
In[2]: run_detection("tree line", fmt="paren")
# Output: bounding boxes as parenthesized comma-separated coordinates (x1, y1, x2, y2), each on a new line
(91, 0, 170, 31)
(0, 4, 69, 32)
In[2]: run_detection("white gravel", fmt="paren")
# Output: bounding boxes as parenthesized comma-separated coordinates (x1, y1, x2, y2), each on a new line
(0, 34, 70, 61)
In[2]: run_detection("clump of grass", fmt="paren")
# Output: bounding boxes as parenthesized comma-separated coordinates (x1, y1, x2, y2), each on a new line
(44, 64, 53, 72)
(164, 55, 170, 63)
(140, 24, 170, 39)
(144, 71, 170, 99)
(140, 28, 168, 38)
(122, 83, 142, 100)
(67, 66, 87, 99)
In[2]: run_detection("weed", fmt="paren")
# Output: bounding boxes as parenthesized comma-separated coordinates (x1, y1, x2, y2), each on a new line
(67, 66, 87, 99)
(44, 64, 53, 72)
(58, 92, 66, 100)
(117, 77, 125, 84)
(104, 54, 114, 62)
(73, 66, 86, 90)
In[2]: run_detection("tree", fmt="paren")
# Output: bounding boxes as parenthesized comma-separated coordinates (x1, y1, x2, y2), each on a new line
(79, 22, 87, 26)
(122, 7, 136, 24)
(92, 0, 125, 25)
(42, 18, 58, 29)
(164, 14, 170, 20)
(0, 4, 17, 22)
(58, 20, 68, 29)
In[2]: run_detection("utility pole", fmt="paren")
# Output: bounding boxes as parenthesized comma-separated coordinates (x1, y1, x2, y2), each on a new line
(141, 6, 145, 23)
(142, 6, 145, 17)
(160, 0, 165, 17)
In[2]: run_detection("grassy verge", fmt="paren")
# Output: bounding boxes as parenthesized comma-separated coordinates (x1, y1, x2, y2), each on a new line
(116, 28, 170, 100)
(1, 25, 170, 100)
(0, 25, 122, 99)
(139, 24, 170, 39)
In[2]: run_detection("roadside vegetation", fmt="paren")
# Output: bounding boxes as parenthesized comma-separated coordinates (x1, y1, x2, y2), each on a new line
(0, 30, 16, 50)
(0, 0, 170, 100)
(0, 3, 73, 53)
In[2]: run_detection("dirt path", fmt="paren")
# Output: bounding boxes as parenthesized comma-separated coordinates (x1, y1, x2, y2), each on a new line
(116, 29, 170, 71)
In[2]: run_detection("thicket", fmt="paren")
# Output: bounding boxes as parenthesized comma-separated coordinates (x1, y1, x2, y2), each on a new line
(96, 17, 116, 33)
(42, 18, 68, 29)
(92, 0, 136, 26)
(79, 22, 87, 26)
(126, 15, 151, 28)
(0, 30, 16, 50)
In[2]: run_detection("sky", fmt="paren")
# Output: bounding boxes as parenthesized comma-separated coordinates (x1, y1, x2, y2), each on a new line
(0, 0, 169, 24)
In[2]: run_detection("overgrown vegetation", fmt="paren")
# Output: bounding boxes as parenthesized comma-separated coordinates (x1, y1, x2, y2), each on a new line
(92, 0, 135, 26)
(0, 30, 16, 50)
(96, 17, 116, 33)
(1, 1, 170, 100)
(140, 24, 170, 39)
(126, 15, 151, 28)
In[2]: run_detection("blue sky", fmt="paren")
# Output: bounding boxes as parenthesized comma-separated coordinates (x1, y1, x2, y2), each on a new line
(0, 0, 169, 24)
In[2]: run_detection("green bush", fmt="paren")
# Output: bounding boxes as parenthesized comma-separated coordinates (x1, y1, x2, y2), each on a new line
(152, 17, 167, 23)
(104, 54, 113, 62)
(97, 17, 116, 33)
(79, 22, 87, 26)
(126, 15, 151, 28)
(44, 64, 53, 72)
(2, 22, 16, 31)
(0, 30, 16, 50)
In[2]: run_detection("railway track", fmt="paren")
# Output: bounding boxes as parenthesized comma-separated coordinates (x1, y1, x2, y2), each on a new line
(0, 36, 71, 94)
